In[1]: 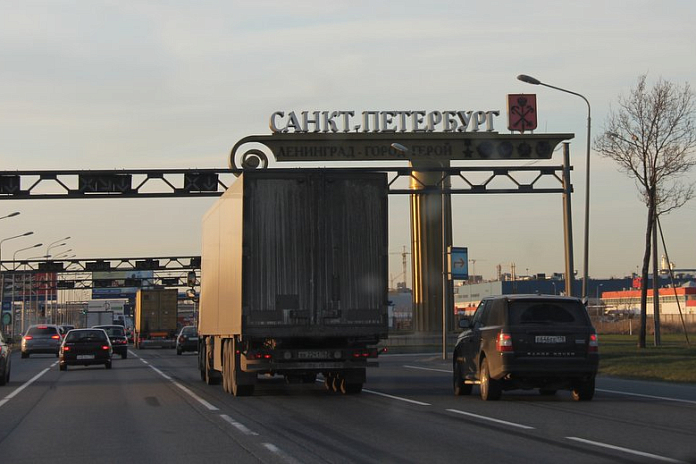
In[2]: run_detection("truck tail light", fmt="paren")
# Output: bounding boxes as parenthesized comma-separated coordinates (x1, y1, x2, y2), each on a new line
(496, 332, 513, 352)
(352, 348, 379, 358)
(588, 333, 599, 352)
(247, 350, 272, 360)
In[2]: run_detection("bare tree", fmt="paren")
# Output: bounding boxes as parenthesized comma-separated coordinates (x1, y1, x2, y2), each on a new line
(595, 75, 696, 348)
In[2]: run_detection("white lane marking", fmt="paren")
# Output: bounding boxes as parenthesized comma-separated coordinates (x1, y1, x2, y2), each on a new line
(173, 381, 219, 411)
(363, 388, 431, 406)
(446, 409, 535, 430)
(597, 389, 696, 405)
(566, 437, 687, 463)
(404, 365, 451, 374)
(220, 414, 258, 435)
(263, 443, 301, 464)
(148, 365, 172, 380)
(314, 378, 430, 406)
(403, 367, 696, 406)
(136, 353, 219, 411)
(0, 361, 58, 409)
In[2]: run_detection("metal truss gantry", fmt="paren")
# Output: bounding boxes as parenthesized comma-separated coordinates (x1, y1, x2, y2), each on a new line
(0, 165, 569, 199)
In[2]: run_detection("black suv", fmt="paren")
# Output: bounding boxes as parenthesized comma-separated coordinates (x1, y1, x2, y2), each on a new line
(453, 294, 599, 401)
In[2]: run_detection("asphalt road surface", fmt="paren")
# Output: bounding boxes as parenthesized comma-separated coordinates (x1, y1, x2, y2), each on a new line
(1, 348, 695, 463)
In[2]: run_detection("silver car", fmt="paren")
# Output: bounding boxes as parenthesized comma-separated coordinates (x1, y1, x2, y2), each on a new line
(21, 324, 62, 358)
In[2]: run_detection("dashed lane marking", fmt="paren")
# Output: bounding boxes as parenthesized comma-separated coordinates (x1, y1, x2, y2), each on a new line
(446, 408, 535, 430)
(566, 437, 687, 463)
(220, 414, 259, 435)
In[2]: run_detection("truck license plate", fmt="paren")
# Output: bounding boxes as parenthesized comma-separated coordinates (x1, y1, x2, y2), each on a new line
(297, 350, 328, 359)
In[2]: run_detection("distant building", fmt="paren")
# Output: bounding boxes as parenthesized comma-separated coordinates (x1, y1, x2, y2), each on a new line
(453, 277, 636, 316)
(388, 275, 696, 329)
(602, 284, 696, 316)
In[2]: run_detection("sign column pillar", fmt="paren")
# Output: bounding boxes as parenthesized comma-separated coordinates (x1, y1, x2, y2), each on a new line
(409, 160, 452, 334)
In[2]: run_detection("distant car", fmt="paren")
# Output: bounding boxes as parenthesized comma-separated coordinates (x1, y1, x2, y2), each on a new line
(59, 325, 76, 339)
(21, 324, 62, 358)
(0, 332, 11, 386)
(93, 325, 129, 359)
(176, 326, 198, 355)
(59, 328, 113, 370)
(113, 316, 134, 343)
(453, 294, 599, 401)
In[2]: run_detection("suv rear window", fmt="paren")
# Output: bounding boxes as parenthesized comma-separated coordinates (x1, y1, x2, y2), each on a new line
(182, 326, 197, 335)
(28, 326, 59, 336)
(509, 301, 588, 325)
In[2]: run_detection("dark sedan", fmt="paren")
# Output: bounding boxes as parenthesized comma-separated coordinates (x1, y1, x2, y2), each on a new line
(93, 325, 129, 359)
(176, 326, 198, 355)
(59, 329, 113, 370)
(0, 332, 11, 386)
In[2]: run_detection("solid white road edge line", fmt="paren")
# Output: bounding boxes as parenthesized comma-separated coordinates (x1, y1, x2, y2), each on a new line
(0, 361, 57, 409)
(403, 366, 696, 406)
(597, 389, 696, 405)
(446, 409, 535, 430)
(566, 437, 687, 463)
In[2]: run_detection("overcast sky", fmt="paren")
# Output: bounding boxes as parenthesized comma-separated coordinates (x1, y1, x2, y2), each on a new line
(1, 1, 694, 282)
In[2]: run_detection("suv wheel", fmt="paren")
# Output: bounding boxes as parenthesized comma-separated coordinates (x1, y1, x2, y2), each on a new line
(479, 358, 502, 401)
(453, 360, 472, 396)
(571, 377, 595, 401)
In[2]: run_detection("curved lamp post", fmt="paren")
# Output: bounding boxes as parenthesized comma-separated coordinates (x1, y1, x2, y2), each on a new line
(43, 237, 70, 324)
(0, 232, 34, 333)
(46, 236, 71, 258)
(12, 243, 42, 335)
(517, 74, 591, 299)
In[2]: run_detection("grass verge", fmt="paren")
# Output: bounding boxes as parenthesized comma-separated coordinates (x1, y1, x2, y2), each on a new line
(599, 334, 696, 383)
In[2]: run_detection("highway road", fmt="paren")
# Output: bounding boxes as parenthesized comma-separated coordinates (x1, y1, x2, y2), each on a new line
(1, 348, 695, 463)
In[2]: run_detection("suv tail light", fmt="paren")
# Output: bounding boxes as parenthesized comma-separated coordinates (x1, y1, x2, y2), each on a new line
(24, 335, 33, 340)
(496, 332, 513, 352)
(588, 333, 599, 352)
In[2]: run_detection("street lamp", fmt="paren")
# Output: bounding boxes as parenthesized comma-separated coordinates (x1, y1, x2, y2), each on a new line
(0, 231, 34, 331)
(44, 237, 70, 324)
(11, 243, 42, 336)
(517, 74, 592, 299)
(1, 231, 34, 263)
(596, 283, 604, 301)
(46, 238, 70, 258)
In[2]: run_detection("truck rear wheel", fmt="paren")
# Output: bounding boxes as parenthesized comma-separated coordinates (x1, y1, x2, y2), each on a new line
(341, 380, 363, 395)
(222, 340, 232, 393)
(198, 342, 206, 381)
(203, 338, 220, 386)
(228, 338, 254, 397)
